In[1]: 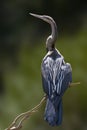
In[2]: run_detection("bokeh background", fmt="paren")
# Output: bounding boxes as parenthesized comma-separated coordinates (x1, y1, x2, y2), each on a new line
(0, 0, 87, 130)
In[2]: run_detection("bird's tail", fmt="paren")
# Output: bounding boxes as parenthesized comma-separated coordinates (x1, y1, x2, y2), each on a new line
(44, 98, 62, 126)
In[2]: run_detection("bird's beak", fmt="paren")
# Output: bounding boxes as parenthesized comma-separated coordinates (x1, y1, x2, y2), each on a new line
(30, 13, 42, 19)
(30, 13, 47, 22)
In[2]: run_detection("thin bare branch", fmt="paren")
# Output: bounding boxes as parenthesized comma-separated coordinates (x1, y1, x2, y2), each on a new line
(5, 82, 80, 130)
(69, 82, 80, 87)
(5, 95, 46, 130)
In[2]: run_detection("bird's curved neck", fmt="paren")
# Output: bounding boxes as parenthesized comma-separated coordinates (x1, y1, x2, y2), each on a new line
(51, 21, 57, 41)
(46, 20, 57, 51)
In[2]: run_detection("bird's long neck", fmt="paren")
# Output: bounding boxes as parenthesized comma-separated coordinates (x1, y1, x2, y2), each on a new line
(46, 20, 57, 51)
(51, 21, 57, 42)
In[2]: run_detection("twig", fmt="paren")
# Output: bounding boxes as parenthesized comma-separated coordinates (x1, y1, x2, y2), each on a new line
(5, 82, 80, 130)
(69, 82, 80, 87)
(5, 95, 46, 130)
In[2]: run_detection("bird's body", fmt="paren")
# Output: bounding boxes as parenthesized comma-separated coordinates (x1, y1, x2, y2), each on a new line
(30, 13, 72, 126)
(41, 48, 72, 126)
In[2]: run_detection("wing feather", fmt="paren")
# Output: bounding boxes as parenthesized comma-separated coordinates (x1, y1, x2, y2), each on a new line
(41, 56, 72, 96)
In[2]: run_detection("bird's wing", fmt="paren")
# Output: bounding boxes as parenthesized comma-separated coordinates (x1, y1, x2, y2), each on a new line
(41, 56, 72, 96)
(41, 56, 55, 96)
(54, 61, 72, 94)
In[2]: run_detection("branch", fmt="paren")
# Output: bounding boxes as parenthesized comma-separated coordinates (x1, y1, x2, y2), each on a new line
(5, 82, 80, 130)
(5, 95, 46, 130)
(69, 82, 80, 87)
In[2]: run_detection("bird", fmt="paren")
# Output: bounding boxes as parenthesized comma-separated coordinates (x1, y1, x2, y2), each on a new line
(30, 13, 72, 126)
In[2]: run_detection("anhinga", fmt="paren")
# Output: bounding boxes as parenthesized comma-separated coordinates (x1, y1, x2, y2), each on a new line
(30, 13, 72, 126)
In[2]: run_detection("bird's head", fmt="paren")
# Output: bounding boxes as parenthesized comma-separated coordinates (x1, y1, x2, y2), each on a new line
(30, 13, 57, 51)
(30, 13, 54, 24)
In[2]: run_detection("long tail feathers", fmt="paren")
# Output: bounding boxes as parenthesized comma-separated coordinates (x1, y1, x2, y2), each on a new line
(44, 98, 62, 126)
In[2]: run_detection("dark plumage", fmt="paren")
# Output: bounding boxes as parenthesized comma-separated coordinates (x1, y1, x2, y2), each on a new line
(41, 49, 72, 126)
(30, 13, 72, 126)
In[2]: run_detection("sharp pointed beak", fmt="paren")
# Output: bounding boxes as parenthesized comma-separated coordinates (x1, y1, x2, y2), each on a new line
(29, 13, 50, 24)
(29, 13, 44, 20)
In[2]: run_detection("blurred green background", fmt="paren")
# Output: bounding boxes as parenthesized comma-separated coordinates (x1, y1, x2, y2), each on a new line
(0, 0, 87, 130)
